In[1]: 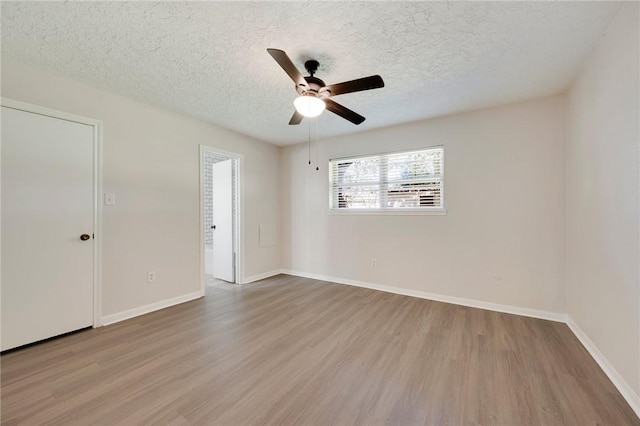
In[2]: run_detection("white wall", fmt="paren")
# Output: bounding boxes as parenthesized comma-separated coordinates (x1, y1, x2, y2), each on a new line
(281, 96, 566, 314)
(566, 1, 640, 399)
(1, 60, 280, 318)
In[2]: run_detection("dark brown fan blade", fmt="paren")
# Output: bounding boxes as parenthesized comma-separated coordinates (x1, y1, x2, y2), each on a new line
(267, 48, 306, 87)
(325, 75, 384, 97)
(324, 99, 365, 125)
(289, 110, 303, 125)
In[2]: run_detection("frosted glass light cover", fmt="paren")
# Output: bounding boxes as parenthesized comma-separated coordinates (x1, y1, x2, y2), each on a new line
(294, 96, 326, 117)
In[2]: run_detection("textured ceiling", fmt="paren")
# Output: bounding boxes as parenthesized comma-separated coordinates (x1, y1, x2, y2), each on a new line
(1, 1, 621, 146)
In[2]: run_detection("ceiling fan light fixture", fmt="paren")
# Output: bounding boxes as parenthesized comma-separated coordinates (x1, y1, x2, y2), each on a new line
(294, 95, 325, 118)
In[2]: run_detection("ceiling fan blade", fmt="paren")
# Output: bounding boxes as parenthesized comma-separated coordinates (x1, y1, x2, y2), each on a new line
(267, 48, 306, 87)
(325, 75, 384, 97)
(324, 99, 365, 125)
(289, 110, 303, 125)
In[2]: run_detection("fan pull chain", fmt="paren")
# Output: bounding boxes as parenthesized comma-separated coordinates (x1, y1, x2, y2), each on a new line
(308, 120, 311, 165)
(315, 116, 319, 171)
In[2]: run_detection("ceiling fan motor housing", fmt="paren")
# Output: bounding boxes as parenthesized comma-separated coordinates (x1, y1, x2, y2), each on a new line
(296, 76, 330, 98)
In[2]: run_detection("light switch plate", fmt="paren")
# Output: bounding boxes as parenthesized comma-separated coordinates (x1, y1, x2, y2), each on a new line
(104, 192, 116, 206)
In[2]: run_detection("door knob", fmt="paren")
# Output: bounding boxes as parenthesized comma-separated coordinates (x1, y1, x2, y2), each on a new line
(80, 234, 91, 241)
(211, 225, 216, 230)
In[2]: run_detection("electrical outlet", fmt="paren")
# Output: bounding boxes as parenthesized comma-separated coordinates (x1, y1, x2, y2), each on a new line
(104, 192, 116, 206)
(371, 258, 377, 267)
(147, 271, 156, 283)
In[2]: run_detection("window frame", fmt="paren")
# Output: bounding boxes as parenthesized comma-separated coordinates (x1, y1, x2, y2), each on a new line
(328, 145, 446, 215)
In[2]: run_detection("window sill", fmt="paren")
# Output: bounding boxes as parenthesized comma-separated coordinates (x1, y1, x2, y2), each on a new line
(328, 208, 447, 216)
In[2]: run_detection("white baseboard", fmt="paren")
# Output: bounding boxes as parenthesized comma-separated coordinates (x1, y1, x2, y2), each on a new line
(101, 290, 204, 326)
(280, 269, 567, 322)
(97, 269, 639, 418)
(280, 269, 638, 418)
(243, 269, 283, 284)
(566, 317, 640, 418)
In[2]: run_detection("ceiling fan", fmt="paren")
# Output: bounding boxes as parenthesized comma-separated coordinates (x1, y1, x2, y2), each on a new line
(267, 48, 384, 125)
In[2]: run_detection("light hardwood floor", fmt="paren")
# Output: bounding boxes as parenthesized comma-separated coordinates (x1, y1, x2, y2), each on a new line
(2, 274, 638, 425)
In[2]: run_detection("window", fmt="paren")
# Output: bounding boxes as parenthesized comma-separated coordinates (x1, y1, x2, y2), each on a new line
(329, 146, 444, 212)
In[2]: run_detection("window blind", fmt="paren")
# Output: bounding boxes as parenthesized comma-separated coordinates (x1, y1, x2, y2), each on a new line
(329, 147, 444, 210)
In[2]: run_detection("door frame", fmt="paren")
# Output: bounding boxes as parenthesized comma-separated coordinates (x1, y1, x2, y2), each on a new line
(199, 145, 243, 292)
(1, 97, 104, 327)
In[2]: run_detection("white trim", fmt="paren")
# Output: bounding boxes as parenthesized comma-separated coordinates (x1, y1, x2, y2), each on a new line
(101, 291, 203, 326)
(243, 270, 283, 284)
(1, 97, 104, 328)
(199, 145, 244, 291)
(199, 147, 206, 294)
(237, 156, 244, 285)
(278, 269, 639, 415)
(1, 98, 100, 127)
(280, 269, 567, 322)
(328, 208, 447, 216)
(93, 121, 104, 326)
(566, 317, 640, 418)
(330, 144, 445, 162)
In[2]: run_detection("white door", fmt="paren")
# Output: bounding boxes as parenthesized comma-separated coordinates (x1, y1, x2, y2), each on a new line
(1, 106, 95, 351)
(211, 159, 234, 282)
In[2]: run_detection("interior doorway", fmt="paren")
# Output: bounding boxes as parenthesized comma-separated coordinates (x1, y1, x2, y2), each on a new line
(200, 146, 241, 290)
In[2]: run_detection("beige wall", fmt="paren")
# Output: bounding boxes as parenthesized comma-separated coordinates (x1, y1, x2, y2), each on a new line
(566, 2, 639, 397)
(2, 3, 637, 408)
(1, 60, 281, 318)
(281, 96, 567, 313)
